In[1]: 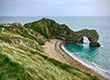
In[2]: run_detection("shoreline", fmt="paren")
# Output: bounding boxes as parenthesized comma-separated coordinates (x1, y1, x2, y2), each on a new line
(61, 43, 110, 80)
(42, 39, 107, 80)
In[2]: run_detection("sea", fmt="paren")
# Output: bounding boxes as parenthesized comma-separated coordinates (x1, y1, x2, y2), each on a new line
(0, 16, 110, 79)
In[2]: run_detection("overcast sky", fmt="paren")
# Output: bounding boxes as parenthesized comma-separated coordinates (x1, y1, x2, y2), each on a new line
(0, 0, 110, 16)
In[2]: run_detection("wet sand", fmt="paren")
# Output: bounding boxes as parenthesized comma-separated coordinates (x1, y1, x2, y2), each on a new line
(42, 39, 107, 80)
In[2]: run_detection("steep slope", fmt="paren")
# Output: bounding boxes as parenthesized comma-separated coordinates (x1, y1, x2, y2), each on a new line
(24, 18, 100, 47)
(0, 27, 43, 52)
(0, 23, 103, 80)
(0, 40, 103, 80)
(3, 23, 45, 45)
(24, 18, 71, 39)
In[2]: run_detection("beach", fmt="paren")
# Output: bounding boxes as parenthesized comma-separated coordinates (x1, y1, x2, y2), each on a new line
(42, 39, 107, 80)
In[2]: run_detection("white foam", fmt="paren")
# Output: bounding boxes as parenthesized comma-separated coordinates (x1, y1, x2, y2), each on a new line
(61, 44, 110, 80)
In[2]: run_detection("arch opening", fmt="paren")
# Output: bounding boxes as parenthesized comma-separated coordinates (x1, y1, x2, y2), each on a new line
(83, 36, 90, 44)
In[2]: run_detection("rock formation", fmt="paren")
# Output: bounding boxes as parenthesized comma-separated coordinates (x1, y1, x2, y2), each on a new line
(24, 18, 100, 47)
(66, 29, 100, 47)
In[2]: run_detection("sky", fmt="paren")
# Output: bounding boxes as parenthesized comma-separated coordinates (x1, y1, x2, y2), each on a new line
(0, 0, 110, 16)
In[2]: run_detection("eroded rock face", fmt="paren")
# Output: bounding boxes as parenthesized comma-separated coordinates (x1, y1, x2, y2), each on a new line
(24, 18, 100, 47)
(66, 29, 100, 47)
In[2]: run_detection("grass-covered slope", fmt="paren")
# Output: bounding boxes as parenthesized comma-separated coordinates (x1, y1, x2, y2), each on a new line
(24, 18, 71, 39)
(0, 23, 103, 80)
(3, 23, 45, 45)
(0, 28, 43, 52)
(0, 40, 103, 80)
(24, 18, 100, 47)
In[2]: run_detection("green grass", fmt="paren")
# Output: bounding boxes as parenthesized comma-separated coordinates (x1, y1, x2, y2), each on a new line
(0, 22, 104, 80)
(0, 40, 103, 80)
(4, 23, 45, 45)
(0, 25, 4, 27)
(24, 18, 73, 40)
(0, 30, 43, 52)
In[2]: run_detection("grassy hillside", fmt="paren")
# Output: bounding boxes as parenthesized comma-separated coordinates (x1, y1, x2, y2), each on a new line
(0, 28, 43, 52)
(0, 23, 103, 80)
(2, 23, 45, 45)
(0, 40, 103, 80)
(24, 18, 71, 39)
(24, 18, 100, 47)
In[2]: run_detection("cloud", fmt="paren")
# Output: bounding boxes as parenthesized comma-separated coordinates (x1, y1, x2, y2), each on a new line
(0, 0, 110, 16)
(38, 0, 110, 3)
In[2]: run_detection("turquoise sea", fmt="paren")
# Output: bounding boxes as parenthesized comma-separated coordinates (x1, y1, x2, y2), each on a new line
(0, 16, 110, 79)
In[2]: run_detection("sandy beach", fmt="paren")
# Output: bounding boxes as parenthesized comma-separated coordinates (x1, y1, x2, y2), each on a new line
(42, 39, 107, 80)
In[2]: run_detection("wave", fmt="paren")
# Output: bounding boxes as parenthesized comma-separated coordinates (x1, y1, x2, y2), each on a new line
(61, 44, 110, 80)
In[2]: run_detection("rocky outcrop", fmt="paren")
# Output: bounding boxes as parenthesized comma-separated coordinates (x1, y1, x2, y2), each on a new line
(24, 18, 100, 47)
(0, 35, 43, 52)
(66, 29, 100, 47)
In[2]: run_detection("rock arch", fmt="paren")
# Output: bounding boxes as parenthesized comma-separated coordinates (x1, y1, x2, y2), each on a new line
(66, 29, 100, 47)
(24, 18, 100, 47)
(81, 29, 100, 47)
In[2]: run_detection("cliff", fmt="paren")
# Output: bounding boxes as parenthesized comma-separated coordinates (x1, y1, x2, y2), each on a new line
(0, 23, 103, 80)
(24, 18, 100, 47)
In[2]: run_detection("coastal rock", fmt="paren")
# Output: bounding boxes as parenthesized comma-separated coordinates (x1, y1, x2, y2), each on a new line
(66, 29, 100, 47)
(24, 18, 100, 47)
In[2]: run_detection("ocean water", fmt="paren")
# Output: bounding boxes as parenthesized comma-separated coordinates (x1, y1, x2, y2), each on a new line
(0, 16, 110, 79)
